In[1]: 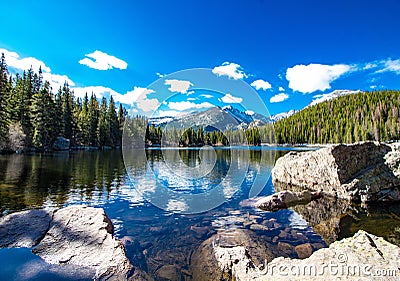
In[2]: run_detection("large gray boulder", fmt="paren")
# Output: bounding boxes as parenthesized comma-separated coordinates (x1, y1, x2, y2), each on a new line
(0, 209, 53, 248)
(0, 206, 135, 280)
(272, 142, 400, 203)
(207, 230, 400, 280)
(32, 205, 132, 280)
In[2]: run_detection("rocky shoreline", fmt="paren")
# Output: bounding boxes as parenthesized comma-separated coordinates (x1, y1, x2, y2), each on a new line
(201, 229, 400, 281)
(1, 204, 400, 280)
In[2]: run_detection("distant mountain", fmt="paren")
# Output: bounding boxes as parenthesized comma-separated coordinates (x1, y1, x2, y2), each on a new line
(149, 106, 270, 131)
(148, 90, 361, 130)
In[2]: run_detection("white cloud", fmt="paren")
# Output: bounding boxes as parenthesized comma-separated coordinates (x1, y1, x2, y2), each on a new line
(156, 110, 181, 117)
(0, 48, 160, 113)
(0, 48, 51, 72)
(73, 86, 159, 113)
(118, 87, 153, 105)
(128, 87, 159, 113)
(72, 86, 119, 99)
(200, 94, 213, 98)
(378, 59, 400, 74)
(164, 79, 193, 94)
(42, 73, 75, 91)
(212, 62, 248, 80)
(168, 101, 214, 111)
(286, 63, 352, 93)
(245, 110, 254, 115)
(220, 93, 243, 104)
(270, 93, 289, 103)
(278, 86, 285, 92)
(156, 72, 165, 78)
(363, 63, 378, 70)
(0, 48, 76, 92)
(79, 50, 127, 70)
(187, 97, 196, 101)
(250, 79, 272, 90)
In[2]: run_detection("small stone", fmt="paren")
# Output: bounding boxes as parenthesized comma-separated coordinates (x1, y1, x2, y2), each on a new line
(242, 221, 253, 228)
(249, 215, 262, 222)
(181, 269, 192, 276)
(311, 242, 325, 250)
(278, 242, 294, 255)
(273, 222, 282, 228)
(278, 230, 288, 239)
(190, 225, 209, 238)
(249, 224, 269, 232)
(156, 264, 180, 281)
(295, 243, 313, 259)
(149, 226, 165, 233)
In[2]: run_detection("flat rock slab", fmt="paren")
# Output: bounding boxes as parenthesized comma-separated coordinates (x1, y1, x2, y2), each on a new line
(0, 209, 53, 248)
(255, 190, 322, 211)
(32, 205, 132, 280)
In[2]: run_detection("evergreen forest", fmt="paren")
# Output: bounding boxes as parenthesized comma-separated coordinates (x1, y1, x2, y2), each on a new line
(1, 52, 400, 152)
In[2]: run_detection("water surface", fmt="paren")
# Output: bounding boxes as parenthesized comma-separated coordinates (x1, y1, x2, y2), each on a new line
(0, 148, 399, 280)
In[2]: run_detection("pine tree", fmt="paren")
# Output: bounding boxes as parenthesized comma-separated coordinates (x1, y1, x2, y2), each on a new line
(78, 93, 90, 145)
(106, 96, 119, 147)
(118, 103, 126, 144)
(0, 53, 9, 148)
(30, 81, 55, 150)
(53, 87, 63, 137)
(97, 97, 109, 148)
(88, 93, 99, 146)
(61, 82, 74, 141)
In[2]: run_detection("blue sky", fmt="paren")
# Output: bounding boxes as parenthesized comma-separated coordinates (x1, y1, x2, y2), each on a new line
(1, 0, 400, 116)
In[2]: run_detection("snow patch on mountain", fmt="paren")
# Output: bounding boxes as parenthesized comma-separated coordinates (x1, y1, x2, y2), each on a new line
(269, 109, 297, 122)
(308, 89, 360, 107)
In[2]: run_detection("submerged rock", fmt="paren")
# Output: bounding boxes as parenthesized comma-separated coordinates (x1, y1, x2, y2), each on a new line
(255, 190, 322, 211)
(191, 228, 292, 281)
(272, 142, 400, 203)
(291, 196, 358, 244)
(205, 230, 400, 280)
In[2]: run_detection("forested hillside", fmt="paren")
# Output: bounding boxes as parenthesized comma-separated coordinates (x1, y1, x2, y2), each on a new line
(2, 52, 399, 151)
(0, 54, 126, 152)
(273, 90, 400, 144)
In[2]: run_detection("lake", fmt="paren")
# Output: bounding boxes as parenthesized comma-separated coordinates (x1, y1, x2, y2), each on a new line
(1, 148, 400, 280)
